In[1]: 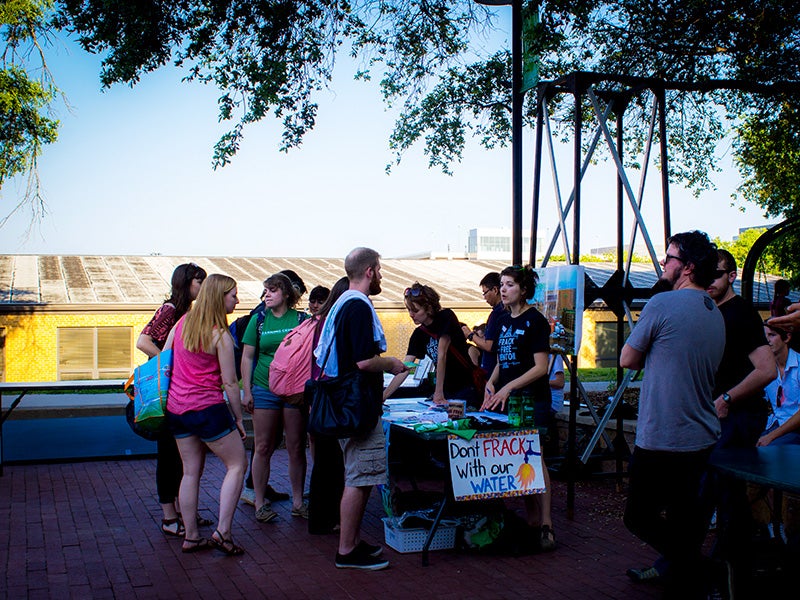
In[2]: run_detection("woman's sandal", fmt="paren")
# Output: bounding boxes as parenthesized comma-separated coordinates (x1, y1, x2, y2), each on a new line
(177, 512, 214, 528)
(210, 529, 245, 556)
(161, 517, 185, 537)
(181, 538, 212, 553)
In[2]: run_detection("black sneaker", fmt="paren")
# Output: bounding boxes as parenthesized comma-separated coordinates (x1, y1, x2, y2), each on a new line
(335, 548, 389, 570)
(265, 485, 290, 502)
(357, 540, 383, 558)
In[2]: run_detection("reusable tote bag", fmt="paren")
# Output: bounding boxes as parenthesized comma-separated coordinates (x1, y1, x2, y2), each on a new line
(124, 349, 173, 437)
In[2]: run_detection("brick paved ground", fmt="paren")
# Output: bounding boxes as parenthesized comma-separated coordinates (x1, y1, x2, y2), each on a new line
(0, 447, 670, 600)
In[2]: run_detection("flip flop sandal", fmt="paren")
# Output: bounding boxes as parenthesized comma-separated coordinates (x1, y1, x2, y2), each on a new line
(161, 517, 185, 537)
(181, 538, 212, 553)
(210, 530, 245, 556)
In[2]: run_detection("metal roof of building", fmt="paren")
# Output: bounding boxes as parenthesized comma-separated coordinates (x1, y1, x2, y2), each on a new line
(0, 254, 786, 308)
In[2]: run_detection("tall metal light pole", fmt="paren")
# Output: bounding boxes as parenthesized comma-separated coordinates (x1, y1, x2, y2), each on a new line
(475, 0, 523, 266)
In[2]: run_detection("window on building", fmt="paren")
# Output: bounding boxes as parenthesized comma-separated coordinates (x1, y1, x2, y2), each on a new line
(58, 327, 133, 380)
(480, 236, 511, 253)
(594, 321, 630, 368)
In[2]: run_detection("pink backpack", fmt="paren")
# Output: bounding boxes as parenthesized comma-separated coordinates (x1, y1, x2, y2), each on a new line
(269, 316, 321, 400)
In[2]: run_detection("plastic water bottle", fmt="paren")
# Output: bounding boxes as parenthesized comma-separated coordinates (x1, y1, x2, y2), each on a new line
(508, 395, 522, 427)
(521, 393, 535, 427)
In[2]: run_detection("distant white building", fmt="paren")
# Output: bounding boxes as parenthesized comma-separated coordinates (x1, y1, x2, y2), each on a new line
(467, 228, 543, 261)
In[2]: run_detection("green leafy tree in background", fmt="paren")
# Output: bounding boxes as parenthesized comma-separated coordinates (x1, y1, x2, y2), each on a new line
(1, 0, 60, 227)
(734, 104, 800, 280)
(2, 1, 799, 245)
(714, 228, 783, 276)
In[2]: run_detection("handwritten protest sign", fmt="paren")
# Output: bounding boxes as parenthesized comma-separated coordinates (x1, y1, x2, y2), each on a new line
(448, 430, 545, 501)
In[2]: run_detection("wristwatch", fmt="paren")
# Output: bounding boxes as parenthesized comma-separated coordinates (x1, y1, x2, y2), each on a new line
(722, 392, 732, 404)
(467, 332, 475, 341)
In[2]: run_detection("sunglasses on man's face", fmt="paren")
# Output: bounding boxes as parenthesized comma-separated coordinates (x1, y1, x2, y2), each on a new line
(713, 269, 730, 280)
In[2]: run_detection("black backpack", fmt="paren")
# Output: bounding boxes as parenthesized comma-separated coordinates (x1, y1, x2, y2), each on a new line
(230, 308, 265, 380)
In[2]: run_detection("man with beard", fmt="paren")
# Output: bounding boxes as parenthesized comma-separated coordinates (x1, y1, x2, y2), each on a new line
(703, 250, 775, 579)
(620, 231, 725, 596)
(314, 247, 406, 570)
(705, 249, 775, 450)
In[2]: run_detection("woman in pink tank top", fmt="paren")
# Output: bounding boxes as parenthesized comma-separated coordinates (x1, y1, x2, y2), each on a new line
(164, 274, 247, 555)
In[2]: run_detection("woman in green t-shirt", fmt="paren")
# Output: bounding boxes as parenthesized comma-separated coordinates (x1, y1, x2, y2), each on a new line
(241, 272, 307, 523)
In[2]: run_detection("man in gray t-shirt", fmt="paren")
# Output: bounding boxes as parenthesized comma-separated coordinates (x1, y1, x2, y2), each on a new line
(627, 289, 724, 451)
(620, 231, 724, 595)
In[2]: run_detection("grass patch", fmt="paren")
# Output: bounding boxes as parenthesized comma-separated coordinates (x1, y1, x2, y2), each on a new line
(566, 368, 619, 382)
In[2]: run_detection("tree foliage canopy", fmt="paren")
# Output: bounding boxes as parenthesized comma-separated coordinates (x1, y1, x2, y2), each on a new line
(2, 1, 799, 246)
(1, 0, 59, 199)
(55, 2, 799, 186)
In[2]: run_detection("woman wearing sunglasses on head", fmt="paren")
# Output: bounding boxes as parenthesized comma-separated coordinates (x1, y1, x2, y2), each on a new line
(480, 265, 557, 552)
(384, 282, 478, 406)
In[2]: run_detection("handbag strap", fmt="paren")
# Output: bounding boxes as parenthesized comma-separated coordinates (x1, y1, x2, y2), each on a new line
(315, 316, 338, 380)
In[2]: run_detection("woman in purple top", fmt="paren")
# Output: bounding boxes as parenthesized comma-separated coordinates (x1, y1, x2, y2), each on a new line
(136, 263, 206, 537)
(165, 274, 247, 554)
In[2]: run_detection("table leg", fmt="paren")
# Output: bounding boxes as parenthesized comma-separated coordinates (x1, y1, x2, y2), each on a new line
(0, 391, 28, 476)
(421, 495, 448, 567)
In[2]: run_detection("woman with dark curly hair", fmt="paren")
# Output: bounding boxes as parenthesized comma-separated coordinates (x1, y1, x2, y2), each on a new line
(241, 272, 309, 523)
(136, 262, 208, 538)
(481, 265, 556, 552)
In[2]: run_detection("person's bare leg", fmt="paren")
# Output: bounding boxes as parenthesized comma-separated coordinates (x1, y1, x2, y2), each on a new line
(523, 458, 552, 527)
(206, 430, 247, 538)
(251, 407, 280, 510)
(283, 407, 308, 511)
(175, 435, 205, 546)
(338, 486, 371, 555)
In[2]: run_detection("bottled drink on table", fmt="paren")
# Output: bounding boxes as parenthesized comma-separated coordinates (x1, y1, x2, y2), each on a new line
(507, 394, 522, 427)
(521, 392, 535, 427)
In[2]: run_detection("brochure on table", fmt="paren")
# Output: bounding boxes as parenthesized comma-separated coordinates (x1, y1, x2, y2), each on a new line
(382, 355, 433, 389)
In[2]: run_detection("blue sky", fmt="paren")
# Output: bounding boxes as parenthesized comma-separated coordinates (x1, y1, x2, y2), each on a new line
(0, 24, 772, 259)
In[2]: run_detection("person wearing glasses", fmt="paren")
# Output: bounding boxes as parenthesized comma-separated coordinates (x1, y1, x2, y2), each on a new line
(481, 265, 557, 552)
(759, 321, 800, 446)
(704, 253, 776, 587)
(706, 249, 776, 450)
(620, 231, 725, 595)
(462, 272, 503, 376)
(384, 282, 477, 406)
(137, 262, 210, 538)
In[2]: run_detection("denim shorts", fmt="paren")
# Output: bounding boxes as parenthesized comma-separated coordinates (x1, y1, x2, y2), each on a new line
(252, 384, 302, 411)
(168, 403, 236, 442)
